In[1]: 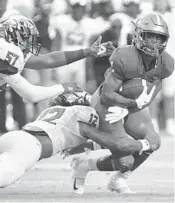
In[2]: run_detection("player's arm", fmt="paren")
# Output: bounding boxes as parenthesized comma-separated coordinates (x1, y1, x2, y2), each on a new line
(100, 49, 137, 108)
(79, 122, 150, 156)
(101, 72, 137, 108)
(25, 36, 114, 70)
(25, 48, 92, 70)
(1, 73, 81, 103)
(25, 36, 102, 70)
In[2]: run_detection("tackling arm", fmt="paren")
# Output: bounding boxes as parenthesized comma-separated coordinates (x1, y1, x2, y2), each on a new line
(25, 36, 103, 70)
(79, 122, 143, 156)
(1, 73, 67, 103)
(25, 48, 92, 70)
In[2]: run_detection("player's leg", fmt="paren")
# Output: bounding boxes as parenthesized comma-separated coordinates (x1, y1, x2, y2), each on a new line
(71, 104, 136, 194)
(89, 102, 153, 172)
(107, 107, 161, 192)
(124, 107, 161, 171)
(0, 130, 42, 187)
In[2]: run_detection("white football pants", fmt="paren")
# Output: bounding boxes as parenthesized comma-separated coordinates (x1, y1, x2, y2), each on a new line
(0, 130, 42, 188)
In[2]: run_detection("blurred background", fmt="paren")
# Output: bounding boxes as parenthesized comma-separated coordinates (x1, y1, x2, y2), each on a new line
(0, 0, 174, 136)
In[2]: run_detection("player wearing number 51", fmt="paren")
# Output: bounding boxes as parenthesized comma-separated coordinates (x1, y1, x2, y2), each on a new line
(0, 14, 114, 97)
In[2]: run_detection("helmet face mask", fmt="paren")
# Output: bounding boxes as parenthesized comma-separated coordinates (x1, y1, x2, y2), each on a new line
(0, 14, 41, 56)
(133, 14, 169, 57)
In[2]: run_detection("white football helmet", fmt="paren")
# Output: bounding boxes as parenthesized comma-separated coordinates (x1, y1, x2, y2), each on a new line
(0, 14, 41, 56)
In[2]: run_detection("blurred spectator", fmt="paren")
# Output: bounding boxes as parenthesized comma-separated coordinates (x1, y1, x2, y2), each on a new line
(92, 0, 114, 32)
(24, 0, 55, 119)
(112, 0, 141, 46)
(86, 16, 122, 92)
(49, 0, 100, 89)
(5, 0, 35, 18)
(50, 0, 68, 16)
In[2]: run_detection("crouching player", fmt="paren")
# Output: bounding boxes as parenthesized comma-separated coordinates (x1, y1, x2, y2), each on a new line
(69, 13, 174, 193)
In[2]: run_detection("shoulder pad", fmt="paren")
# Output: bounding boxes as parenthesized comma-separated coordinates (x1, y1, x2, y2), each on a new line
(162, 51, 174, 79)
(0, 38, 25, 73)
(76, 106, 99, 128)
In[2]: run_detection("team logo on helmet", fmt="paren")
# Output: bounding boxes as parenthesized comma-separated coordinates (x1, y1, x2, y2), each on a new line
(132, 13, 169, 57)
(0, 14, 41, 56)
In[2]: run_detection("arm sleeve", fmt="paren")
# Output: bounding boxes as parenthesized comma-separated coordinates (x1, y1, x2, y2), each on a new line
(109, 49, 125, 81)
(0, 59, 18, 75)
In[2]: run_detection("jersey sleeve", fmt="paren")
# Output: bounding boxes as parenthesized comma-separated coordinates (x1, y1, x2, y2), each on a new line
(162, 52, 175, 79)
(109, 49, 125, 81)
(0, 38, 25, 75)
(77, 106, 99, 128)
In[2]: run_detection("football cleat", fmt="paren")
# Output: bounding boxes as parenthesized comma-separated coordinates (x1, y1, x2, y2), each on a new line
(107, 172, 135, 194)
(70, 153, 92, 194)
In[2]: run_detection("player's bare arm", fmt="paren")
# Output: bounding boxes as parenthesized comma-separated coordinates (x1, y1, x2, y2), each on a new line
(79, 122, 149, 156)
(101, 72, 137, 108)
(1, 73, 82, 103)
(25, 36, 114, 70)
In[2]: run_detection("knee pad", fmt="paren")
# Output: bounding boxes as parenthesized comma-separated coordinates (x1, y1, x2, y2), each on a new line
(111, 155, 134, 173)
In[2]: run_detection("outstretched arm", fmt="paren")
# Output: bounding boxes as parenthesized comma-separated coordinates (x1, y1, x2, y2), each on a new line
(25, 36, 101, 70)
(79, 122, 150, 156)
(25, 48, 92, 70)
(1, 73, 82, 103)
(25, 36, 115, 70)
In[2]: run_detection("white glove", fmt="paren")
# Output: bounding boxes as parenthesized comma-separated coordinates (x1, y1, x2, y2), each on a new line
(135, 80, 156, 109)
(105, 106, 129, 124)
(138, 139, 151, 155)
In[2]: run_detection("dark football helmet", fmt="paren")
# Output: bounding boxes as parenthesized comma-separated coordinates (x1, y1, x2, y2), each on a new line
(133, 13, 169, 56)
(0, 14, 41, 56)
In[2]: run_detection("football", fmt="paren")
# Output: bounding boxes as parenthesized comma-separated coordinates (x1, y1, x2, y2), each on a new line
(119, 78, 162, 111)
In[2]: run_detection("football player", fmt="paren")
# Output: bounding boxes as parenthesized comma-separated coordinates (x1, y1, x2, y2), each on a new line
(69, 13, 174, 193)
(0, 14, 114, 96)
(0, 14, 86, 102)
(0, 14, 152, 188)
(0, 91, 156, 188)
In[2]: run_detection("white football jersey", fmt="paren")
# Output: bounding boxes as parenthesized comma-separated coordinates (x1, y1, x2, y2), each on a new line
(23, 105, 99, 155)
(50, 15, 99, 50)
(0, 38, 28, 87)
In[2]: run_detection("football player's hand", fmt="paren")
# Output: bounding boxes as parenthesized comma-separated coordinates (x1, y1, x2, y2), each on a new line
(90, 36, 102, 56)
(61, 83, 83, 95)
(90, 36, 115, 57)
(98, 41, 115, 57)
(60, 150, 69, 159)
(135, 80, 156, 109)
(105, 106, 129, 124)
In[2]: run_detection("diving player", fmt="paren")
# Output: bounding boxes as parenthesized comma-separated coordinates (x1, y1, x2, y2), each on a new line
(0, 13, 153, 188)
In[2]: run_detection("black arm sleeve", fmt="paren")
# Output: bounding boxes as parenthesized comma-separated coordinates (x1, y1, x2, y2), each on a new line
(64, 49, 89, 65)
(0, 59, 18, 75)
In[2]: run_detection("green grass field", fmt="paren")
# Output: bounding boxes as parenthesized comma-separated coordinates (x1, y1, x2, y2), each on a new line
(0, 134, 174, 202)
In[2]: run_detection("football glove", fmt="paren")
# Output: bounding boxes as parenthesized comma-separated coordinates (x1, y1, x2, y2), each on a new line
(105, 106, 129, 124)
(135, 80, 156, 109)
